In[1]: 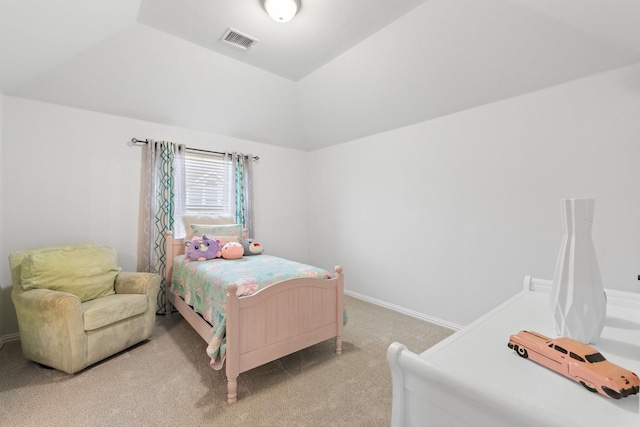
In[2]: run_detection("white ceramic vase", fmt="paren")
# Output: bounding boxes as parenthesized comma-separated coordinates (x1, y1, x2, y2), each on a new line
(549, 199, 606, 344)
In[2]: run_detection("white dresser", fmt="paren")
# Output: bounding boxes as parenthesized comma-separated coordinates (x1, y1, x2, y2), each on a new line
(387, 277, 640, 426)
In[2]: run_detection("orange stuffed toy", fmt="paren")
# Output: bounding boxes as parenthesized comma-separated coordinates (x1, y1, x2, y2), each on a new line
(221, 241, 244, 259)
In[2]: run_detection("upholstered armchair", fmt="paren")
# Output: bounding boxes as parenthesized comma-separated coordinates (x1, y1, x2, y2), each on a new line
(10, 244, 160, 374)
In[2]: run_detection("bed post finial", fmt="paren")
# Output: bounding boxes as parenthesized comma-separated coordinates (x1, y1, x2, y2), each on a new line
(227, 284, 238, 296)
(334, 265, 343, 275)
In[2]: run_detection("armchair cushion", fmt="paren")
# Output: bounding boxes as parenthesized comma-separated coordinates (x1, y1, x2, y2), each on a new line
(20, 244, 122, 302)
(82, 294, 148, 331)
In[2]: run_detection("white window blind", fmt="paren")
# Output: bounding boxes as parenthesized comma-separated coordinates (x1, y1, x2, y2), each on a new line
(185, 151, 232, 214)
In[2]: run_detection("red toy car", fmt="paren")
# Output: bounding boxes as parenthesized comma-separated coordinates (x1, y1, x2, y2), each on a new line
(508, 330, 639, 399)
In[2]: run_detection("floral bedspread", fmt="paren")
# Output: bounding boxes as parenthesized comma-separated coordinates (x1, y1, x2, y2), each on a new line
(170, 254, 333, 369)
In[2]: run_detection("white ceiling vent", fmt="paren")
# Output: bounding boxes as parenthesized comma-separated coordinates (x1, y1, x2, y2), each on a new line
(221, 28, 258, 50)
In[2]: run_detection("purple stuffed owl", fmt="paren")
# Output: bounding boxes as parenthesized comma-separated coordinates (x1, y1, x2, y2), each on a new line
(184, 235, 221, 261)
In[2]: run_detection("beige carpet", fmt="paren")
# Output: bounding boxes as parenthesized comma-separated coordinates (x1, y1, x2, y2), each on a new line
(0, 295, 453, 427)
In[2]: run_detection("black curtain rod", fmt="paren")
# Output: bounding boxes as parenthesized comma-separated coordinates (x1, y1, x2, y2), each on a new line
(128, 138, 259, 161)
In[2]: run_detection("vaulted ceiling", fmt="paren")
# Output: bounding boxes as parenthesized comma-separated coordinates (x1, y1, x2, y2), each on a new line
(1, 0, 639, 151)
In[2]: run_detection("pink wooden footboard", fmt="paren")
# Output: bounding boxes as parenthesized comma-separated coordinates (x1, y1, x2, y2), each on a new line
(164, 231, 343, 403)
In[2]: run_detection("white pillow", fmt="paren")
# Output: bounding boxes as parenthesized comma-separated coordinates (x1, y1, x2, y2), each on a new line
(182, 214, 235, 240)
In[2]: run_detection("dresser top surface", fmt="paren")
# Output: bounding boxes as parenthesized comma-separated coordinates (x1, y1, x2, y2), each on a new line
(420, 287, 640, 424)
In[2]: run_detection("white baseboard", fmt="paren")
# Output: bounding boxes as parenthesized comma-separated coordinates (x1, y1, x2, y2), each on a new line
(0, 332, 20, 349)
(344, 289, 462, 331)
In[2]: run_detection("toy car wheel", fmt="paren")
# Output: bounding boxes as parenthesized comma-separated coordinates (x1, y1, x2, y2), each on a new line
(516, 346, 528, 358)
(580, 381, 597, 393)
(602, 386, 622, 399)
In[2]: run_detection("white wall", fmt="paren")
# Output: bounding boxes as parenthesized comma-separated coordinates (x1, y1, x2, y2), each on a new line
(0, 94, 15, 343)
(308, 64, 640, 328)
(3, 64, 640, 340)
(0, 96, 311, 337)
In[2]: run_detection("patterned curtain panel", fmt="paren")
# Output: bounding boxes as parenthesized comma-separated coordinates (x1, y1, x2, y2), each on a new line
(230, 152, 254, 238)
(139, 141, 186, 314)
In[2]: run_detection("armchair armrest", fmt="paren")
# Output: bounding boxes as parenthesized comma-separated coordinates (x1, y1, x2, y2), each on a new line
(115, 272, 161, 297)
(13, 287, 82, 315)
(11, 286, 86, 373)
(114, 272, 161, 335)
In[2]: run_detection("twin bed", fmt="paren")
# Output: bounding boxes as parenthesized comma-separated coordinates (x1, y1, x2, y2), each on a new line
(163, 230, 344, 403)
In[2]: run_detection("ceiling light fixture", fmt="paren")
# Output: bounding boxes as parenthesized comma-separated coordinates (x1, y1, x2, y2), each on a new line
(263, 0, 300, 23)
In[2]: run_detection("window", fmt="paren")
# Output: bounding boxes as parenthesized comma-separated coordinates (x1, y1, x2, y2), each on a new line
(585, 352, 606, 363)
(554, 345, 568, 354)
(570, 352, 585, 362)
(185, 151, 232, 214)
